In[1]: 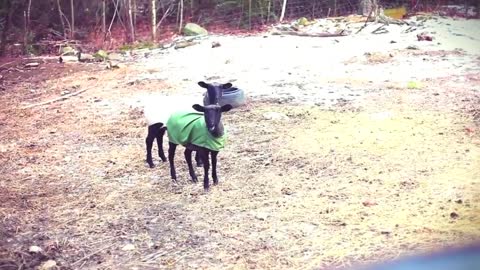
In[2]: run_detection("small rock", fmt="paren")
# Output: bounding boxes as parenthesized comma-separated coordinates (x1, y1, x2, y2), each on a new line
(450, 212, 459, 219)
(211, 41, 221, 48)
(25, 62, 40, 68)
(417, 32, 433, 41)
(455, 199, 463, 204)
(406, 45, 419, 50)
(38, 260, 57, 270)
(122, 243, 136, 251)
(362, 201, 378, 207)
(263, 112, 289, 121)
(255, 213, 268, 221)
(29, 245, 42, 253)
(281, 187, 294, 195)
(380, 230, 391, 235)
(183, 23, 208, 36)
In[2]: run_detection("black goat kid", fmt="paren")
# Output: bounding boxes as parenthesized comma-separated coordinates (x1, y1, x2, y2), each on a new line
(167, 103, 233, 191)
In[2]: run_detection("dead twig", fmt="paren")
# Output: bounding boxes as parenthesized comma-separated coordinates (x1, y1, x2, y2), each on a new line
(71, 243, 116, 266)
(356, 9, 375, 34)
(22, 82, 99, 109)
(156, 4, 173, 29)
(0, 60, 17, 70)
(372, 24, 388, 34)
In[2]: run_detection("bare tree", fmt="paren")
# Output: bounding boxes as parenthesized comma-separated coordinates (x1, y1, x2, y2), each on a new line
(56, 0, 66, 38)
(248, 0, 252, 29)
(151, 0, 156, 40)
(0, 0, 13, 56)
(24, 0, 32, 54)
(127, 0, 135, 41)
(102, 0, 107, 36)
(132, 0, 137, 27)
(70, 0, 75, 39)
(279, 0, 287, 22)
(156, 3, 173, 30)
(178, 0, 184, 34)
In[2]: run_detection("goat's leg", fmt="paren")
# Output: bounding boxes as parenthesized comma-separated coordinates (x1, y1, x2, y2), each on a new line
(195, 151, 203, 167)
(156, 126, 167, 162)
(184, 148, 198, 183)
(199, 150, 210, 191)
(168, 142, 178, 181)
(211, 151, 219, 185)
(145, 125, 157, 168)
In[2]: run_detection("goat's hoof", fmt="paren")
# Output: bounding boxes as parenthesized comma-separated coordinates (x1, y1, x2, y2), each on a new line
(196, 163, 203, 167)
(213, 180, 219, 186)
(147, 161, 155, 168)
(160, 156, 167, 162)
(203, 187, 210, 192)
(191, 177, 198, 183)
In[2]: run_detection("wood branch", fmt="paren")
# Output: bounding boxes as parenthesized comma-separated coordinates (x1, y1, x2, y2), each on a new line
(22, 83, 98, 109)
(270, 30, 348, 37)
(107, 0, 120, 35)
(56, 0, 66, 38)
(156, 4, 173, 29)
(111, 0, 127, 32)
(372, 24, 388, 34)
(0, 60, 16, 70)
(279, 0, 287, 22)
(70, 243, 116, 267)
(355, 8, 375, 34)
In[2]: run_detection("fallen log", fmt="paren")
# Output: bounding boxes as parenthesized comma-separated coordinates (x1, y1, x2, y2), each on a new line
(270, 30, 348, 37)
(22, 83, 98, 109)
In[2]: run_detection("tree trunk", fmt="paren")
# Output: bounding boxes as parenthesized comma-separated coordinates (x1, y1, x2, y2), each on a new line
(333, 0, 337, 17)
(128, 0, 135, 41)
(133, 0, 137, 27)
(266, 0, 271, 23)
(178, 0, 184, 34)
(56, 0, 66, 38)
(151, 0, 156, 40)
(248, 0, 252, 29)
(70, 0, 75, 39)
(279, 0, 287, 22)
(102, 0, 106, 36)
(0, 0, 12, 56)
(24, 0, 32, 54)
(477, 0, 480, 19)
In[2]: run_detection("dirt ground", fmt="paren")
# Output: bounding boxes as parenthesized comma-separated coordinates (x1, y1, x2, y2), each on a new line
(1, 16, 480, 270)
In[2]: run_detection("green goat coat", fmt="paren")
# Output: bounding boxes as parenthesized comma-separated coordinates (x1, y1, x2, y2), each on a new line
(166, 112, 226, 151)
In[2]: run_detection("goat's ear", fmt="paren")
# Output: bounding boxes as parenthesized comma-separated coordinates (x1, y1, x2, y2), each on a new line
(192, 104, 205, 112)
(198, 81, 208, 88)
(221, 104, 233, 113)
(221, 83, 232, 89)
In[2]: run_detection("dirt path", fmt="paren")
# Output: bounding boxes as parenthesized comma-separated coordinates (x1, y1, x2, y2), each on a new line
(1, 16, 479, 270)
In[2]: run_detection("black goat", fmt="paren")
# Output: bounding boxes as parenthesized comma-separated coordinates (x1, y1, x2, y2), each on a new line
(166, 103, 233, 191)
